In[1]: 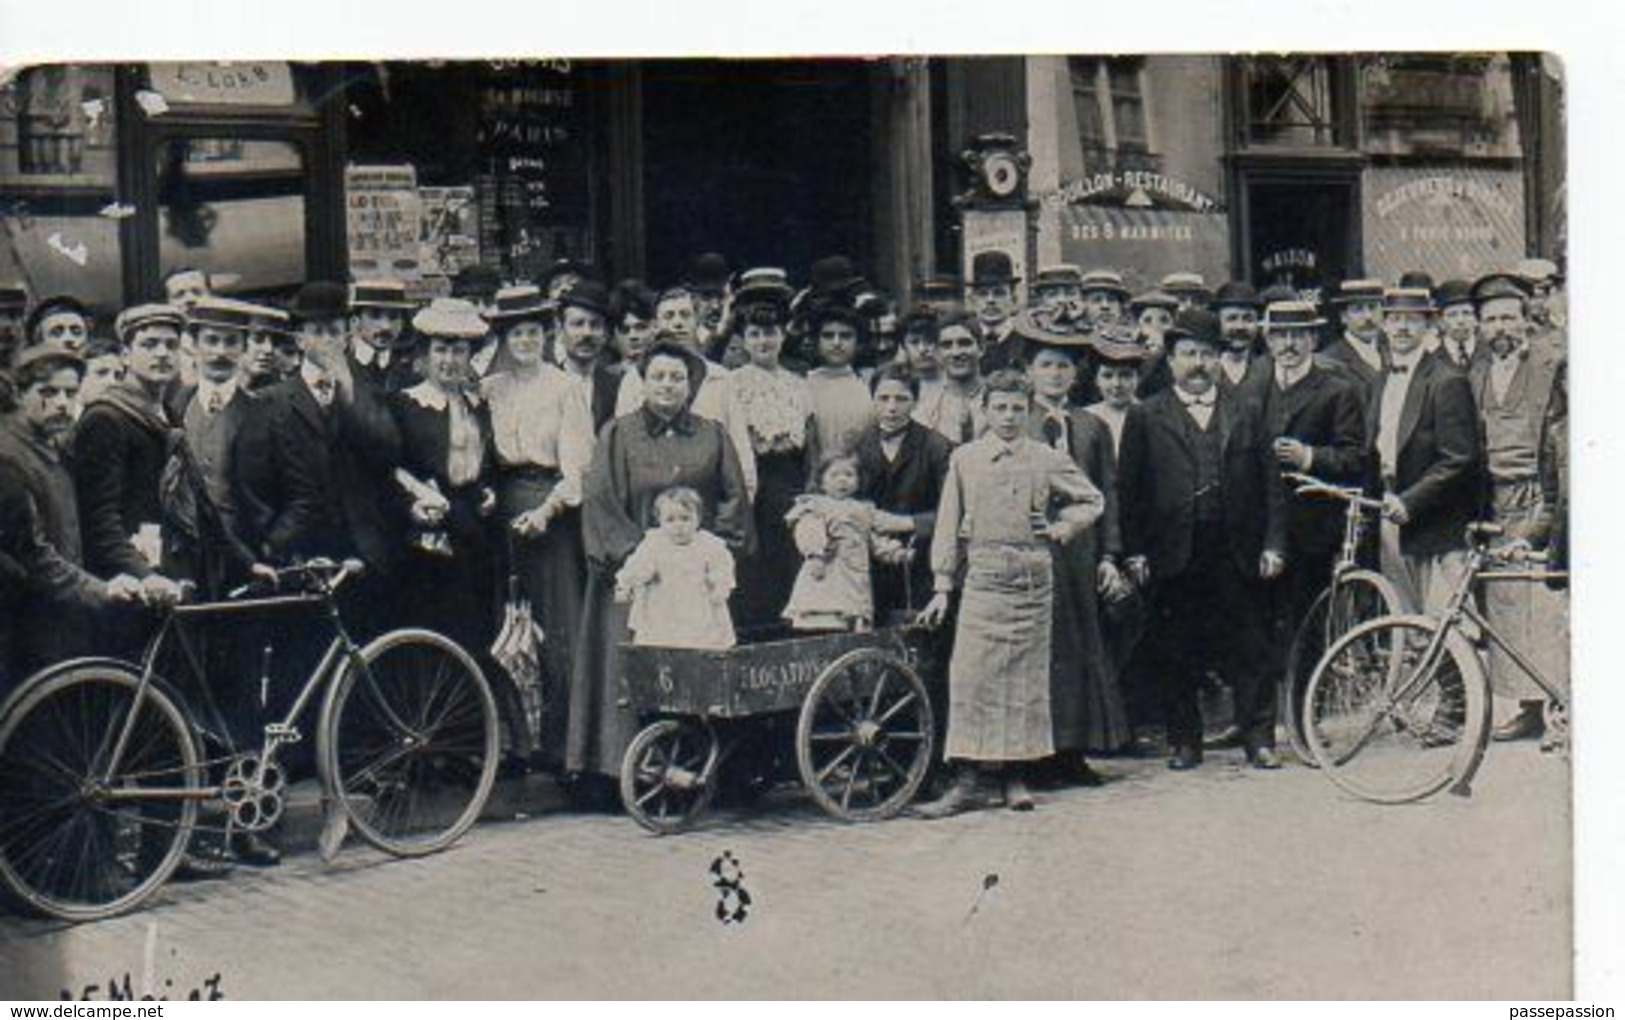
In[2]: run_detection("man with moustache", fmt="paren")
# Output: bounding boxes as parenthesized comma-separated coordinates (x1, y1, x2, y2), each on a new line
(1516, 258, 1567, 362)
(1029, 264, 1087, 334)
(1257, 299, 1367, 681)
(1434, 279, 1485, 371)
(1321, 279, 1389, 392)
(1367, 287, 1483, 620)
(1079, 269, 1131, 335)
(1212, 281, 1273, 408)
(348, 279, 418, 396)
(913, 311, 990, 445)
(1468, 273, 1568, 745)
(552, 279, 625, 431)
(0, 343, 169, 686)
(968, 251, 1023, 373)
(1117, 308, 1287, 771)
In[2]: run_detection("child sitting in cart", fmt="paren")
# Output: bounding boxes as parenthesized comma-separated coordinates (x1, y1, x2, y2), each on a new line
(782, 452, 915, 632)
(615, 486, 738, 650)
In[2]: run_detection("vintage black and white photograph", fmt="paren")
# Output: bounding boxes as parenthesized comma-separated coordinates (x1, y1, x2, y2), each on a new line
(0, 30, 1582, 1000)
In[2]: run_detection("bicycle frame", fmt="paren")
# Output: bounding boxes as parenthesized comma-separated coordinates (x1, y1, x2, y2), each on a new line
(95, 582, 382, 806)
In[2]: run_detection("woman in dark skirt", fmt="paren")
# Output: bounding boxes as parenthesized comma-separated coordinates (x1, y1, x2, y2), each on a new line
(569, 341, 750, 794)
(725, 274, 819, 632)
(389, 298, 496, 659)
(479, 283, 598, 764)
(1025, 335, 1132, 772)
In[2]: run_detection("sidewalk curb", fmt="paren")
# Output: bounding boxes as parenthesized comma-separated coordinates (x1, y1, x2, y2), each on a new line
(274, 773, 568, 855)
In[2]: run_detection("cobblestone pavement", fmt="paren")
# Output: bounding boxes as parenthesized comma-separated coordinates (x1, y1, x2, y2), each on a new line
(0, 743, 1569, 1000)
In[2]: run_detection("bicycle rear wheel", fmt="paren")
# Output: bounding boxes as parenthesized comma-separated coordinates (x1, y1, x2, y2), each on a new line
(0, 666, 200, 921)
(1282, 570, 1402, 766)
(1304, 614, 1489, 804)
(320, 629, 500, 857)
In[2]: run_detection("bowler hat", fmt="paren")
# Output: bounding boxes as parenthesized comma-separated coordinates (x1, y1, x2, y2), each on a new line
(1398, 270, 1436, 293)
(1470, 273, 1532, 308)
(451, 264, 503, 301)
(1166, 307, 1222, 348)
(1211, 281, 1261, 309)
(292, 281, 350, 322)
(114, 303, 186, 344)
(685, 253, 731, 295)
(1434, 279, 1475, 308)
(1257, 283, 1300, 307)
(350, 279, 415, 311)
(809, 255, 865, 294)
(1331, 279, 1386, 305)
(555, 278, 610, 318)
(1079, 268, 1130, 299)
(485, 284, 553, 326)
(1383, 288, 1436, 313)
(969, 251, 1019, 287)
(412, 297, 489, 341)
(1263, 300, 1327, 331)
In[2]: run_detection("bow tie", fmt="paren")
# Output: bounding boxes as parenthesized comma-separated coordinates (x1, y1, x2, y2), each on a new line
(1388, 364, 1412, 376)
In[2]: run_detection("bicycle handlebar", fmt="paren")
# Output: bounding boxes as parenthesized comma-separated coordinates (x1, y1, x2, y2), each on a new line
(226, 558, 366, 600)
(1283, 472, 1385, 511)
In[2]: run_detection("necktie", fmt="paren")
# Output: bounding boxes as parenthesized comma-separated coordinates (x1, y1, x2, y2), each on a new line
(957, 401, 975, 445)
(312, 378, 335, 408)
(206, 390, 223, 414)
(1041, 415, 1064, 449)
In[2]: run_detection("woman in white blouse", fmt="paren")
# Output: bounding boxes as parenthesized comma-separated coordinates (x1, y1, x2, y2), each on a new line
(480, 284, 597, 765)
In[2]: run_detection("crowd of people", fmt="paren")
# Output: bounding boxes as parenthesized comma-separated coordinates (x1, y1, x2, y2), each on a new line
(0, 246, 1571, 848)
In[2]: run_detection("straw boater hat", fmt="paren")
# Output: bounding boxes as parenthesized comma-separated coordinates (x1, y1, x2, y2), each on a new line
(188, 296, 292, 337)
(1079, 268, 1131, 300)
(484, 284, 553, 327)
(1514, 258, 1561, 287)
(1331, 279, 1387, 305)
(1382, 287, 1436, 314)
(412, 297, 489, 342)
(1159, 271, 1211, 304)
(1263, 300, 1328, 331)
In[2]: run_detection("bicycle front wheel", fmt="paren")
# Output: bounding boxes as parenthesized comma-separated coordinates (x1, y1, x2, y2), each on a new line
(0, 666, 201, 921)
(320, 629, 500, 857)
(1282, 570, 1403, 766)
(1304, 614, 1489, 804)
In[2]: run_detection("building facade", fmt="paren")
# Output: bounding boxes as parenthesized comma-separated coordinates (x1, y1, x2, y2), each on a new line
(0, 54, 1564, 314)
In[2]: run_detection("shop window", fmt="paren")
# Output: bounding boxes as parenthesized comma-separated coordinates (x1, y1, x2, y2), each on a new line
(1068, 57, 1158, 172)
(153, 137, 307, 297)
(1360, 53, 1522, 160)
(1238, 55, 1348, 148)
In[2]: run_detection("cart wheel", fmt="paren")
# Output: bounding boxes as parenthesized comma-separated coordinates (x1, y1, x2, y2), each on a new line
(797, 648, 935, 822)
(620, 720, 718, 834)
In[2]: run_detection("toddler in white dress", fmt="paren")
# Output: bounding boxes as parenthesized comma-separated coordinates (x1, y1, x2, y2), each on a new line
(615, 486, 737, 649)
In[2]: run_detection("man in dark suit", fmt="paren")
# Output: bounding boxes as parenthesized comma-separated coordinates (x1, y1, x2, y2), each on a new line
(236, 282, 403, 596)
(549, 279, 623, 430)
(1118, 308, 1287, 770)
(1366, 287, 1483, 618)
(1259, 299, 1368, 653)
(1213, 280, 1273, 409)
(1321, 279, 1389, 393)
(347, 279, 419, 397)
(1435, 279, 1486, 372)
(969, 251, 1024, 373)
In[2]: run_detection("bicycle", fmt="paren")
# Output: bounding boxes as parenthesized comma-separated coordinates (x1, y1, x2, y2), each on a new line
(1302, 523, 1569, 804)
(1278, 472, 1403, 765)
(0, 559, 501, 921)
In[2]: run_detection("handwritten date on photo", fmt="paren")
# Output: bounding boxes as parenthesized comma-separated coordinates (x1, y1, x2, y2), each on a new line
(60, 973, 224, 1001)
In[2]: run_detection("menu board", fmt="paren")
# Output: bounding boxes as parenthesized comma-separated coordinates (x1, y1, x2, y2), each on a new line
(472, 62, 593, 281)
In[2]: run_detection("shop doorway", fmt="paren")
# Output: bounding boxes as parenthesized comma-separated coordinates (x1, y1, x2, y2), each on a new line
(639, 60, 875, 286)
(1237, 173, 1360, 305)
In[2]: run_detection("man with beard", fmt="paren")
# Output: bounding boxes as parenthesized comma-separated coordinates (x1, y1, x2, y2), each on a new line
(348, 279, 418, 396)
(553, 279, 625, 431)
(1117, 308, 1287, 771)
(1468, 273, 1568, 746)
(0, 343, 168, 686)
(1212, 281, 1273, 408)
(968, 251, 1022, 373)
(913, 312, 989, 445)
(1322, 279, 1389, 392)
(1367, 287, 1482, 620)
(1435, 279, 1484, 371)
